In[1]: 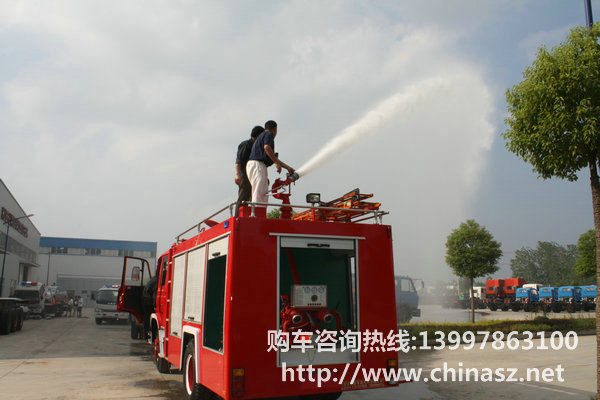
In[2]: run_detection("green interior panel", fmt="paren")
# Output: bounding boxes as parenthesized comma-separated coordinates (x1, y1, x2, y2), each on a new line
(280, 247, 357, 331)
(203, 255, 226, 351)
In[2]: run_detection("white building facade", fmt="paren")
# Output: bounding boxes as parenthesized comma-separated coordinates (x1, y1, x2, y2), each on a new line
(39, 236, 157, 299)
(0, 179, 41, 297)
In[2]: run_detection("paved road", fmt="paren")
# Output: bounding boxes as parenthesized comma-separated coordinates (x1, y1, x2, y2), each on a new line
(0, 308, 183, 400)
(0, 308, 595, 399)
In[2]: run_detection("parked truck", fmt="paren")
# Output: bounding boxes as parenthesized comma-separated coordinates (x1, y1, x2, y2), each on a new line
(0, 298, 25, 334)
(44, 285, 69, 317)
(95, 285, 130, 325)
(395, 275, 422, 322)
(484, 279, 505, 311)
(538, 287, 561, 312)
(13, 281, 46, 318)
(502, 278, 526, 311)
(581, 285, 597, 311)
(558, 286, 582, 313)
(118, 187, 402, 399)
(513, 287, 539, 312)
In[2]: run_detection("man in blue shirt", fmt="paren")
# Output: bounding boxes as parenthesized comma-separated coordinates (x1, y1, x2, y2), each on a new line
(234, 125, 264, 216)
(246, 120, 295, 205)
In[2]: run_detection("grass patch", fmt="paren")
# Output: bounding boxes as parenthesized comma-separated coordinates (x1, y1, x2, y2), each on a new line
(399, 317, 594, 338)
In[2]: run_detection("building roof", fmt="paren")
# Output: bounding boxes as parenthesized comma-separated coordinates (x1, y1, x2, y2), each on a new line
(40, 236, 157, 252)
(0, 179, 41, 236)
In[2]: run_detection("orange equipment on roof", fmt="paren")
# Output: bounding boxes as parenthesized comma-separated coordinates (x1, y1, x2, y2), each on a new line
(292, 188, 382, 222)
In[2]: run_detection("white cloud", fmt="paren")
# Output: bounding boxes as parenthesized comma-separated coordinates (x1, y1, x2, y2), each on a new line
(0, 1, 496, 283)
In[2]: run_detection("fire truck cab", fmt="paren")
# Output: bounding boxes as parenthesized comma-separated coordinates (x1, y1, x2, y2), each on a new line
(118, 188, 400, 400)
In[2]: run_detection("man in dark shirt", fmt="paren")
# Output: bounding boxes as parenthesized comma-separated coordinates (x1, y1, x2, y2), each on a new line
(246, 120, 295, 205)
(234, 125, 264, 216)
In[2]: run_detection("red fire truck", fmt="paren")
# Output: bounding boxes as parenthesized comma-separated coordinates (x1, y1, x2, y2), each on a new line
(118, 185, 401, 399)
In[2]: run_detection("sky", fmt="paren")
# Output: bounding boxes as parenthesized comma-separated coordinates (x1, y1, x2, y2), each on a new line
(0, 0, 597, 285)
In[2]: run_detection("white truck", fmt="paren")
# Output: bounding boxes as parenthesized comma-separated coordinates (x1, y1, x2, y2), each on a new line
(14, 281, 46, 318)
(95, 285, 129, 325)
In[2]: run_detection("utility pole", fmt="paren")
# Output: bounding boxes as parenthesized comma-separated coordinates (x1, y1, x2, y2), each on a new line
(585, 0, 593, 28)
(46, 253, 51, 286)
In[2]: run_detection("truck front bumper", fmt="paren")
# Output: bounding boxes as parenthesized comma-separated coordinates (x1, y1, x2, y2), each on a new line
(95, 310, 130, 320)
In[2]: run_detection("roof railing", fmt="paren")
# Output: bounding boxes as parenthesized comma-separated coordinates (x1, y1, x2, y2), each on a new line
(175, 201, 388, 243)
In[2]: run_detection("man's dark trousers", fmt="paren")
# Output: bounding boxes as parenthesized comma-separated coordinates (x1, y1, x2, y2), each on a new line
(235, 176, 252, 216)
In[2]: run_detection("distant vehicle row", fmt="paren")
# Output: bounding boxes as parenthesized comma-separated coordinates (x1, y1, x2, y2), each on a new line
(443, 278, 597, 313)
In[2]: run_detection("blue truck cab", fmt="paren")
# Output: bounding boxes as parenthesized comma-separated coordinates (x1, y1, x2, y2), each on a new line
(395, 275, 422, 323)
(516, 287, 539, 301)
(514, 287, 539, 312)
(580, 285, 597, 311)
(539, 287, 561, 312)
(558, 286, 582, 312)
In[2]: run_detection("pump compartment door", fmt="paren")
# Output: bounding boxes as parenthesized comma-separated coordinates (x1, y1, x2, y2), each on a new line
(278, 236, 359, 366)
(118, 256, 152, 322)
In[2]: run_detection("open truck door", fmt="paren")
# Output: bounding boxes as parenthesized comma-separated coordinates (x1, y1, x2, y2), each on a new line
(117, 256, 152, 322)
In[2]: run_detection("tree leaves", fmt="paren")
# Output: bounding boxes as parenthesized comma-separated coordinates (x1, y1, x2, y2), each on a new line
(445, 219, 502, 279)
(574, 229, 597, 280)
(510, 241, 579, 285)
(504, 24, 600, 181)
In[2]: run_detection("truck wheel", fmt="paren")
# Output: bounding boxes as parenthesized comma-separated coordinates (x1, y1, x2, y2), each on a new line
(131, 322, 143, 339)
(551, 304, 561, 313)
(9, 309, 18, 332)
(95, 318, 103, 325)
(130, 322, 138, 339)
(488, 304, 497, 311)
(566, 304, 575, 313)
(1, 309, 13, 334)
(500, 304, 509, 311)
(16, 309, 24, 331)
(396, 305, 411, 323)
(154, 338, 171, 374)
(183, 342, 213, 400)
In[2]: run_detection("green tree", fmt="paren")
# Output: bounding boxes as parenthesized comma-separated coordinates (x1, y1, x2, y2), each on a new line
(267, 208, 281, 219)
(446, 219, 502, 323)
(267, 208, 296, 219)
(575, 229, 597, 281)
(503, 24, 600, 395)
(510, 241, 578, 286)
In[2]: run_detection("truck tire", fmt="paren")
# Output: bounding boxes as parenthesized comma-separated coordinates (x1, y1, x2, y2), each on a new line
(131, 322, 138, 339)
(16, 309, 24, 331)
(551, 304, 562, 313)
(95, 318, 103, 325)
(0, 309, 10, 334)
(183, 341, 213, 400)
(9, 309, 18, 332)
(396, 305, 412, 323)
(488, 304, 497, 311)
(566, 304, 575, 313)
(154, 338, 171, 374)
(131, 322, 143, 339)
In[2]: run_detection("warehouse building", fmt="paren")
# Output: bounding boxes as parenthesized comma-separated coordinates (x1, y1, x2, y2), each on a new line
(39, 237, 157, 300)
(0, 179, 40, 297)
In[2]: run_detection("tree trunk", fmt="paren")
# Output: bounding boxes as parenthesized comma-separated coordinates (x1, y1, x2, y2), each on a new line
(470, 277, 475, 324)
(588, 160, 600, 400)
